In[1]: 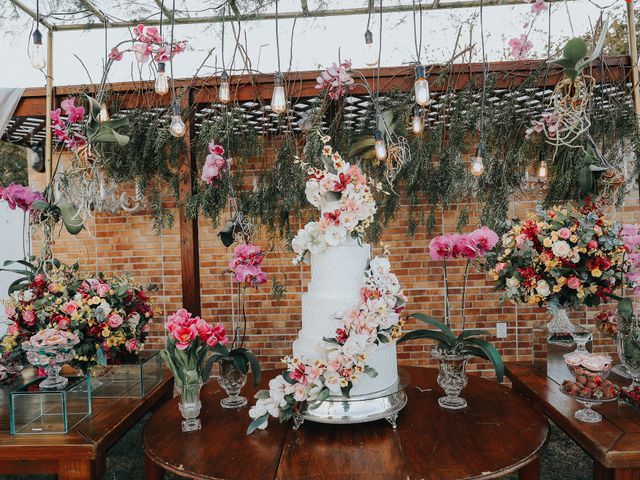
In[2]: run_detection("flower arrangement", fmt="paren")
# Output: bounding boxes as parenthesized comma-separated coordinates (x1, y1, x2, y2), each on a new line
(247, 256, 405, 434)
(50, 97, 86, 150)
(0, 184, 45, 212)
(292, 141, 380, 263)
(492, 201, 627, 310)
(0, 264, 154, 372)
(109, 23, 186, 65)
(201, 141, 231, 185)
(228, 243, 267, 288)
(315, 61, 355, 100)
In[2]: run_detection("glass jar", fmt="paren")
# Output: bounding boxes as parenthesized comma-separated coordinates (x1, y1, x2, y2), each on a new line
(617, 314, 640, 389)
(176, 380, 203, 432)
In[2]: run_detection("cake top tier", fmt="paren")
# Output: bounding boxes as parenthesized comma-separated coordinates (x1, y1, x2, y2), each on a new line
(292, 142, 381, 264)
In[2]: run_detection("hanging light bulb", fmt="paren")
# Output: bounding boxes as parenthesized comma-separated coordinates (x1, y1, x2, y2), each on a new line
(271, 72, 287, 114)
(538, 160, 548, 179)
(219, 70, 231, 103)
(414, 65, 430, 107)
(98, 103, 110, 123)
(169, 101, 187, 138)
(470, 144, 485, 177)
(31, 28, 46, 70)
(364, 29, 378, 67)
(374, 130, 387, 161)
(412, 107, 424, 135)
(155, 62, 169, 96)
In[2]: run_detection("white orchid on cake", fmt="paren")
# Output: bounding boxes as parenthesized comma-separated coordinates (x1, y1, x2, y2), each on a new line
(291, 140, 381, 264)
(247, 256, 406, 434)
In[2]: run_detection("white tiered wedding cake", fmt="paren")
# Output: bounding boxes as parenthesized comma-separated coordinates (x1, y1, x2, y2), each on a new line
(248, 142, 406, 432)
(292, 212, 399, 396)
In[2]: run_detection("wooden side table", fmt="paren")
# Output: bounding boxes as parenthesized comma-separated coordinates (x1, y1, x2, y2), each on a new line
(506, 363, 640, 480)
(144, 367, 549, 480)
(0, 371, 173, 480)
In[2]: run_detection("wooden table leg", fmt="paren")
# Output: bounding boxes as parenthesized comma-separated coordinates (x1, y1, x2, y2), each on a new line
(518, 455, 541, 480)
(145, 451, 165, 480)
(594, 461, 640, 480)
(58, 459, 94, 480)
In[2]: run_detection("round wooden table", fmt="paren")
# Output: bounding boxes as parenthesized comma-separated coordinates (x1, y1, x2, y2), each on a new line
(143, 367, 549, 480)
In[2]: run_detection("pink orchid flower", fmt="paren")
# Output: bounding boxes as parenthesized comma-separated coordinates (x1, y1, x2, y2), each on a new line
(530, 0, 548, 13)
(132, 42, 152, 63)
(508, 34, 533, 59)
(108, 47, 123, 61)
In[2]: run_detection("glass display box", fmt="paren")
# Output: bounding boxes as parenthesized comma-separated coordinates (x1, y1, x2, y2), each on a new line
(89, 350, 162, 398)
(9, 376, 91, 435)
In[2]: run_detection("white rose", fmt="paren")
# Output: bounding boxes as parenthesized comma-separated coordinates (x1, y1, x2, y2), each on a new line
(128, 312, 141, 327)
(506, 276, 520, 288)
(97, 300, 112, 316)
(305, 180, 322, 207)
(340, 210, 359, 230)
(502, 234, 513, 247)
(325, 224, 347, 246)
(291, 229, 309, 255)
(20, 290, 34, 302)
(571, 252, 580, 263)
(551, 240, 572, 258)
(536, 280, 550, 297)
(369, 257, 391, 275)
(342, 334, 369, 357)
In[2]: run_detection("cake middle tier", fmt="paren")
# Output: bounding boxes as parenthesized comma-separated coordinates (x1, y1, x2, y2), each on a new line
(308, 240, 370, 299)
(297, 293, 360, 341)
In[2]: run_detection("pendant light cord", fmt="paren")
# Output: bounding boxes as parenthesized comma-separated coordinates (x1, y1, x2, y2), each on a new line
(366, 0, 373, 32)
(479, 0, 487, 144)
(375, 0, 383, 117)
(159, 0, 163, 38)
(275, 0, 281, 73)
(170, 0, 176, 108)
(412, 0, 423, 64)
(36, 0, 39, 28)
(221, 4, 226, 71)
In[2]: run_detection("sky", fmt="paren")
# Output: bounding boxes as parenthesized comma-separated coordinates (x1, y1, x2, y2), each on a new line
(0, 0, 630, 89)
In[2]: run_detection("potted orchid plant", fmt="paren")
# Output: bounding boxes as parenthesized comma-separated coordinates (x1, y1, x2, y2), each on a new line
(399, 227, 504, 410)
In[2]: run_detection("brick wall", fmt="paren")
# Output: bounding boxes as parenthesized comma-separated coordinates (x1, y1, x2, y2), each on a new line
(29, 148, 640, 378)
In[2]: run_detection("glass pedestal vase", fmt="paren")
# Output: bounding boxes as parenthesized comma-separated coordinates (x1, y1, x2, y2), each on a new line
(433, 350, 470, 410)
(617, 316, 640, 389)
(23, 345, 76, 391)
(217, 358, 248, 409)
(547, 308, 576, 346)
(176, 381, 203, 432)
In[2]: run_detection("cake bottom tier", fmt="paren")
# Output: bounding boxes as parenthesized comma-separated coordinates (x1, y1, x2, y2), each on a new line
(292, 338, 399, 397)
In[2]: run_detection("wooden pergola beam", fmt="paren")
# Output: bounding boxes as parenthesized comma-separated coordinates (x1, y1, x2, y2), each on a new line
(77, 0, 107, 24)
(13, 57, 632, 118)
(153, 0, 174, 22)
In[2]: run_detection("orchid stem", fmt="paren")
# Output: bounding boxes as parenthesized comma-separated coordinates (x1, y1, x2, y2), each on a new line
(461, 260, 471, 331)
(443, 259, 450, 327)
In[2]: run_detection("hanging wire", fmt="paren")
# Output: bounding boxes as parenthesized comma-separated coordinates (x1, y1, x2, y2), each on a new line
(35, 0, 39, 27)
(366, 0, 373, 32)
(412, 0, 423, 64)
(103, 18, 108, 70)
(479, 0, 487, 143)
(375, 0, 383, 116)
(275, 0, 281, 73)
(170, 0, 177, 108)
(221, 4, 226, 71)
(159, 0, 163, 38)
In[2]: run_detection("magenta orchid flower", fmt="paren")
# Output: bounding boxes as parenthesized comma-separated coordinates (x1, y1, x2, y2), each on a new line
(508, 34, 533, 59)
(108, 47, 123, 61)
(530, 0, 548, 13)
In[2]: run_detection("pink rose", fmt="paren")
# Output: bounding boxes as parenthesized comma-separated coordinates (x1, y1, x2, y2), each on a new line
(61, 301, 78, 315)
(22, 310, 36, 325)
(6, 323, 18, 336)
(125, 338, 139, 353)
(495, 262, 507, 273)
(5, 305, 16, 318)
(107, 313, 124, 328)
(96, 283, 110, 297)
(558, 228, 571, 240)
(57, 317, 70, 330)
(142, 323, 151, 333)
(567, 277, 582, 290)
(587, 240, 598, 250)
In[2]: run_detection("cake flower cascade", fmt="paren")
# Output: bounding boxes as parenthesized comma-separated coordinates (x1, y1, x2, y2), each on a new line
(248, 142, 405, 434)
(291, 140, 382, 263)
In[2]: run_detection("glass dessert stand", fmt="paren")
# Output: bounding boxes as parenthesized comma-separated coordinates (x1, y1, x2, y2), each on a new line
(294, 369, 409, 430)
(559, 386, 618, 423)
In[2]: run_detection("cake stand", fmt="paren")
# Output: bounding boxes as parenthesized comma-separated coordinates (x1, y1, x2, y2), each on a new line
(293, 369, 409, 430)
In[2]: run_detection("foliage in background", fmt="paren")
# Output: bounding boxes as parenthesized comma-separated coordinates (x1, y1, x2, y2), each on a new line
(0, 143, 28, 186)
(100, 111, 184, 233)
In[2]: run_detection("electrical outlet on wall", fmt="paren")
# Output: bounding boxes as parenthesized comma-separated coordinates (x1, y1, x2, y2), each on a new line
(496, 322, 508, 338)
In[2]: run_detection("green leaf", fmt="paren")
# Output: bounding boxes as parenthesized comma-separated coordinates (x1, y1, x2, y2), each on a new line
(464, 337, 504, 382)
(364, 366, 378, 378)
(231, 352, 249, 375)
(563, 38, 588, 64)
(408, 313, 455, 338)
(58, 202, 84, 235)
(254, 389, 270, 399)
(95, 348, 107, 366)
(340, 385, 351, 399)
(243, 350, 262, 387)
(30, 200, 49, 211)
(246, 413, 269, 435)
(347, 136, 375, 158)
(398, 329, 455, 349)
(201, 353, 220, 383)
